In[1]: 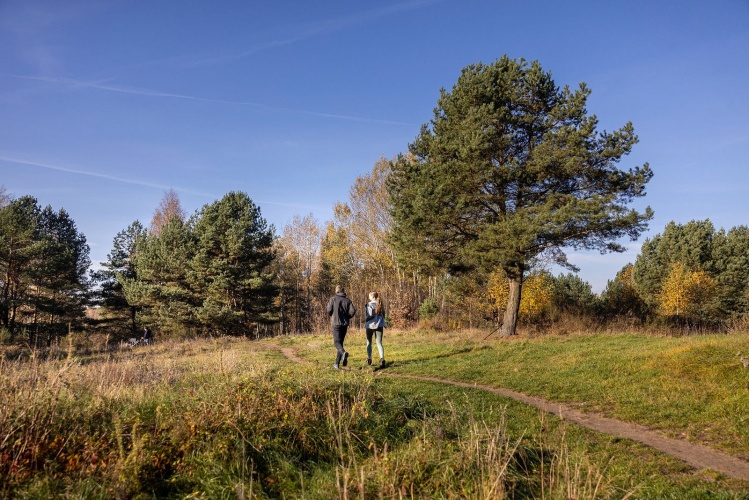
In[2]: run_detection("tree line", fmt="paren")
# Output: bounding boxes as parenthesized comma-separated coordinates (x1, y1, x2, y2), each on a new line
(2, 180, 748, 344)
(0, 193, 90, 344)
(2, 57, 748, 343)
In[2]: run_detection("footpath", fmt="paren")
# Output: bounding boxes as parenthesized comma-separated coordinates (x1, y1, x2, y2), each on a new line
(279, 347, 749, 482)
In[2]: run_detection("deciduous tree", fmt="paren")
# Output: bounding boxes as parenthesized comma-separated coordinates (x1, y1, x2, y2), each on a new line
(278, 213, 321, 333)
(0, 185, 11, 208)
(488, 269, 554, 323)
(150, 189, 186, 236)
(633, 220, 749, 322)
(657, 261, 718, 323)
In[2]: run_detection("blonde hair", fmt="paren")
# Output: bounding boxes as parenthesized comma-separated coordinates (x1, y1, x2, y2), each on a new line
(369, 291, 383, 315)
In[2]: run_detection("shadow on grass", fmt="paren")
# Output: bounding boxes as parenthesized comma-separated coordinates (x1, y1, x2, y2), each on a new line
(389, 346, 485, 369)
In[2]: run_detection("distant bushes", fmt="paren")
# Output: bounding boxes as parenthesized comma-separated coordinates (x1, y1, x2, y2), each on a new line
(410, 219, 749, 334)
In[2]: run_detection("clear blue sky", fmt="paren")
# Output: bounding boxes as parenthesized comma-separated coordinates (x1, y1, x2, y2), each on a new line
(2, 0, 748, 292)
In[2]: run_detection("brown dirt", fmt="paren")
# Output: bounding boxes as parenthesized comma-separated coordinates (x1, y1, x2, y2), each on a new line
(276, 345, 749, 481)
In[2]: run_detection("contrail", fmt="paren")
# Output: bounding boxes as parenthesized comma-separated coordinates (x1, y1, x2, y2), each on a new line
(6, 74, 414, 127)
(0, 155, 330, 210)
(0, 155, 211, 196)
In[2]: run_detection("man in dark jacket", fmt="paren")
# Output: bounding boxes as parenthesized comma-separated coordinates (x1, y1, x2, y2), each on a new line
(326, 285, 356, 369)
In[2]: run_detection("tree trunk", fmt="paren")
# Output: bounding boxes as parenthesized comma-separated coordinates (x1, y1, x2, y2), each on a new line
(500, 277, 522, 336)
(130, 305, 137, 332)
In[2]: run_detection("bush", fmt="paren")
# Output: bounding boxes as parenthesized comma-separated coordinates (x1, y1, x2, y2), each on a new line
(418, 298, 439, 319)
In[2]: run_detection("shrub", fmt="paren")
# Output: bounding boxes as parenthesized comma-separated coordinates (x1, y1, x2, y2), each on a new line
(418, 298, 439, 319)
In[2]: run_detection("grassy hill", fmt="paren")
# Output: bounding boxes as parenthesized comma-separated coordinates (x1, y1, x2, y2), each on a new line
(2, 330, 748, 498)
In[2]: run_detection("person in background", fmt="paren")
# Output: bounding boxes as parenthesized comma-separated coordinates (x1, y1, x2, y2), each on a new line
(365, 291, 386, 367)
(142, 326, 153, 345)
(326, 285, 356, 369)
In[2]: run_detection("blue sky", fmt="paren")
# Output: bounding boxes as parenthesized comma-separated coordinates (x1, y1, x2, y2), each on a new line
(1, 0, 748, 292)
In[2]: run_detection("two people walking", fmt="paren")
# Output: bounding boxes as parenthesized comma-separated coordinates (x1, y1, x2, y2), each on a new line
(326, 286, 386, 369)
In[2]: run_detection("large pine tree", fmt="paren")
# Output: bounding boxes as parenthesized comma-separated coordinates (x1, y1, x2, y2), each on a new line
(388, 56, 653, 335)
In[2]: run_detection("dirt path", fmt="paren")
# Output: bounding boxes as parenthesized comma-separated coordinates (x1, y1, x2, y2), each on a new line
(278, 346, 749, 481)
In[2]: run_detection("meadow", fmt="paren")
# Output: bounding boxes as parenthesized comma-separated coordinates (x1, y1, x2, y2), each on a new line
(1, 329, 748, 498)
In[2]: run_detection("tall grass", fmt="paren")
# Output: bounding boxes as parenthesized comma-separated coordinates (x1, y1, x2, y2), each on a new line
(0, 335, 633, 498)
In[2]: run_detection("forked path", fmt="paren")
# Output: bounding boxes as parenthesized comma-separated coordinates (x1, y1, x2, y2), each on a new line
(279, 347, 749, 481)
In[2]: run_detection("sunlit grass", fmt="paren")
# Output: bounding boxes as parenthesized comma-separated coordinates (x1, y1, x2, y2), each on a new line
(373, 330, 749, 456)
(2, 330, 748, 497)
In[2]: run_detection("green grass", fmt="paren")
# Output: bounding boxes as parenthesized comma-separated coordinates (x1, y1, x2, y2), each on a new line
(380, 330, 749, 456)
(1, 330, 748, 498)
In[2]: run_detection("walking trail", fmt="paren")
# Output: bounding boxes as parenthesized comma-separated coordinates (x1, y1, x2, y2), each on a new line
(278, 346, 749, 482)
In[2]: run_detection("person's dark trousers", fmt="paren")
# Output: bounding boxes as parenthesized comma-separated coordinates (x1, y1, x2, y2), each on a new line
(332, 325, 348, 364)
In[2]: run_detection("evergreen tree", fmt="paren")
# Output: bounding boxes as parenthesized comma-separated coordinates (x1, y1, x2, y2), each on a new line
(551, 273, 597, 316)
(190, 192, 276, 335)
(634, 220, 717, 312)
(0, 197, 90, 343)
(601, 263, 647, 321)
(122, 192, 277, 337)
(30, 206, 90, 344)
(123, 217, 196, 335)
(389, 56, 653, 336)
(97, 221, 146, 331)
(0, 196, 40, 338)
(712, 226, 749, 317)
(633, 220, 749, 322)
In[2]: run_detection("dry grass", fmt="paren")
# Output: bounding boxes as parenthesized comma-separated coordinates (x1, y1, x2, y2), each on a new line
(4, 329, 748, 497)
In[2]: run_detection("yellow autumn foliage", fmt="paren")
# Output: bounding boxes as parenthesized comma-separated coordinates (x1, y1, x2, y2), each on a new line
(487, 269, 554, 322)
(657, 262, 717, 318)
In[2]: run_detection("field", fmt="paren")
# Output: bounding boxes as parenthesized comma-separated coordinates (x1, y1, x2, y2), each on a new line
(1, 329, 748, 498)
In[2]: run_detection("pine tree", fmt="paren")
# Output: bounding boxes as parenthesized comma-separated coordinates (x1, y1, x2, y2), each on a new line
(389, 56, 653, 335)
(98, 221, 146, 331)
(601, 263, 647, 321)
(633, 220, 749, 322)
(551, 273, 597, 316)
(0, 196, 40, 338)
(123, 217, 196, 335)
(190, 192, 276, 335)
(0, 197, 90, 343)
